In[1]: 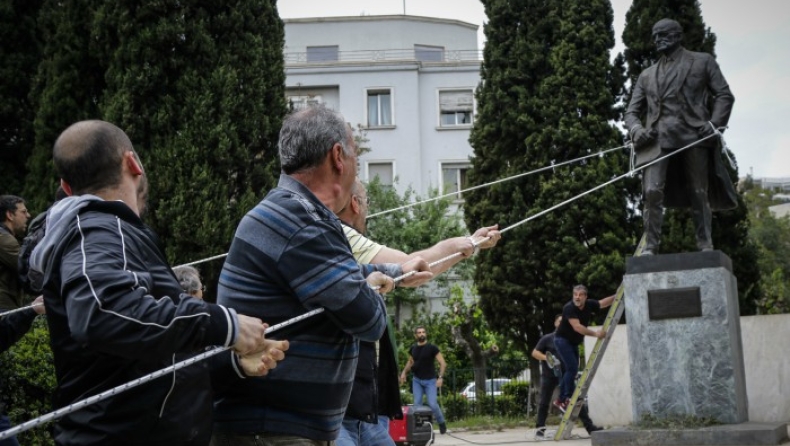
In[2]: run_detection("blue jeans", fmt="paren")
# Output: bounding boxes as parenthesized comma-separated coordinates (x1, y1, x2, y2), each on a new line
(336, 416, 394, 446)
(553, 335, 579, 401)
(412, 377, 445, 424)
(0, 415, 20, 446)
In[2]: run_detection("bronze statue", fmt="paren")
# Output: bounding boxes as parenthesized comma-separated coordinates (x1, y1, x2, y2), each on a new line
(624, 18, 738, 255)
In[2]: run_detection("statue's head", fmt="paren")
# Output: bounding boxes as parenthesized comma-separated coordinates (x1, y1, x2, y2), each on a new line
(652, 18, 683, 54)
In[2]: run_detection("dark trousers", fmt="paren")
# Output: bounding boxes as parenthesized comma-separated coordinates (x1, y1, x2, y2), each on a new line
(536, 373, 594, 430)
(642, 145, 712, 252)
(553, 336, 579, 401)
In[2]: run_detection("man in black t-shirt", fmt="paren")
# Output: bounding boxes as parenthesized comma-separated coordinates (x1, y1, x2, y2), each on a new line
(399, 326, 447, 434)
(532, 315, 601, 437)
(553, 285, 614, 413)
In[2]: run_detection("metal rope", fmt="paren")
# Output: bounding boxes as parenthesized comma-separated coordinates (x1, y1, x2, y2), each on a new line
(0, 308, 324, 441)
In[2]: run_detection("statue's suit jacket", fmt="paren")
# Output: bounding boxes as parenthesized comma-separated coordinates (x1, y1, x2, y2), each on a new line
(624, 47, 738, 211)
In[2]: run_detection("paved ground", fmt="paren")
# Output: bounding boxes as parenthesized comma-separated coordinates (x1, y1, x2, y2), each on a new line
(430, 427, 593, 445)
(423, 425, 790, 446)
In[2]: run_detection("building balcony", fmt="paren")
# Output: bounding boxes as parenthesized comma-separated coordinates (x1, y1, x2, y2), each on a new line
(284, 48, 483, 66)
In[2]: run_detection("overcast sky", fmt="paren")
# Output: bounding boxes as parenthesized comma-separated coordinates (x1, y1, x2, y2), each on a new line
(278, 0, 790, 179)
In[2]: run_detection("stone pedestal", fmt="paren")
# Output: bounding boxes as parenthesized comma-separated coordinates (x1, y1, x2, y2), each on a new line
(624, 251, 748, 424)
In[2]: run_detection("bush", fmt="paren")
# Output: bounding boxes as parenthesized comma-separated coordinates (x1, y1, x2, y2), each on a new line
(439, 394, 469, 422)
(0, 317, 56, 445)
(502, 380, 531, 414)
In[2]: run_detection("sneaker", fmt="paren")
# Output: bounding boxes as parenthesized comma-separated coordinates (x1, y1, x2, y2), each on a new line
(439, 422, 447, 434)
(553, 398, 568, 413)
(535, 427, 546, 438)
(586, 425, 603, 434)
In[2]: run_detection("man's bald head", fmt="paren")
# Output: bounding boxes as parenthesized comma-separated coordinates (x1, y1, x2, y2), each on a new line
(53, 120, 134, 195)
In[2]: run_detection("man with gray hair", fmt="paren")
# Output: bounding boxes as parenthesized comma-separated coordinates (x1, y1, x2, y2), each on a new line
(214, 106, 432, 445)
(552, 285, 614, 413)
(624, 18, 737, 255)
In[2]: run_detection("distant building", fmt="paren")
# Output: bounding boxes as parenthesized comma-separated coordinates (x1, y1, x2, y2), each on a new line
(283, 15, 482, 199)
(283, 15, 483, 320)
(753, 177, 790, 192)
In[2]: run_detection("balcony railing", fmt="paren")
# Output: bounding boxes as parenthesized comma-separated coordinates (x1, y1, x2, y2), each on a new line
(284, 48, 483, 65)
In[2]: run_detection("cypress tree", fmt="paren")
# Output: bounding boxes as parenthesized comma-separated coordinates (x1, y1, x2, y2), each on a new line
(96, 0, 286, 294)
(466, 0, 634, 358)
(0, 0, 43, 195)
(24, 0, 107, 211)
(622, 0, 761, 314)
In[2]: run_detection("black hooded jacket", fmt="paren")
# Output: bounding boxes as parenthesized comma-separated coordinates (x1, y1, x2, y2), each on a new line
(35, 198, 238, 446)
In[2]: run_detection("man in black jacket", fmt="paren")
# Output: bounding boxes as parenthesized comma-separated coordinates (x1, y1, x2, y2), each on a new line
(31, 120, 287, 446)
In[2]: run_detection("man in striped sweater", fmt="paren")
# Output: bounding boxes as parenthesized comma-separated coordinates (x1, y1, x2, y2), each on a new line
(213, 106, 432, 446)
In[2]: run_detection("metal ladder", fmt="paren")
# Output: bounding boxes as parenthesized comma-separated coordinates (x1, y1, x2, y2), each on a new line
(553, 235, 646, 440)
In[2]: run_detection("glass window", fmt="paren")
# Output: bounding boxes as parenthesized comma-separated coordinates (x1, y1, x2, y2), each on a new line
(287, 95, 323, 112)
(306, 45, 338, 62)
(441, 163, 470, 200)
(415, 44, 444, 62)
(439, 90, 474, 127)
(368, 162, 394, 186)
(367, 89, 393, 127)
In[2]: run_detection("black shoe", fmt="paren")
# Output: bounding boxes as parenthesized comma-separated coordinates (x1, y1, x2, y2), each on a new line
(535, 427, 546, 438)
(439, 423, 447, 434)
(586, 425, 603, 434)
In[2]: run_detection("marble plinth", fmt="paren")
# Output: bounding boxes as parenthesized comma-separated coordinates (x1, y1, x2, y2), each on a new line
(624, 251, 748, 424)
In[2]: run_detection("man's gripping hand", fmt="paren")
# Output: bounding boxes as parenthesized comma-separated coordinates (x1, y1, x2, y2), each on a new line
(398, 257, 433, 288)
(233, 314, 267, 355)
(239, 333, 290, 377)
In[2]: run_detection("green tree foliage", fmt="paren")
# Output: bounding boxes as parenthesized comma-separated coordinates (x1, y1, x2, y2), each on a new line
(622, 0, 762, 314)
(0, 0, 43, 195)
(94, 0, 286, 293)
(0, 318, 56, 446)
(742, 183, 790, 314)
(466, 0, 634, 359)
(24, 0, 107, 212)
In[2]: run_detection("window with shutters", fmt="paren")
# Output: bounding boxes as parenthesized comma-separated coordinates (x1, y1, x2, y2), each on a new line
(439, 89, 474, 127)
(367, 162, 394, 186)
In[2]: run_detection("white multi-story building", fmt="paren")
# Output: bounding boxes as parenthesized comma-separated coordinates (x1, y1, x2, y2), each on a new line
(283, 15, 482, 199)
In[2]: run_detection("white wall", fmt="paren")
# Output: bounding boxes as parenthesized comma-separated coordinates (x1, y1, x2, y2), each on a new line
(584, 313, 790, 426)
(284, 15, 478, 53)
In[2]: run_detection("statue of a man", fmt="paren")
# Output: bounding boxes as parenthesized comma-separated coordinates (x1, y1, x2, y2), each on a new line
(624, 18, 738, 255)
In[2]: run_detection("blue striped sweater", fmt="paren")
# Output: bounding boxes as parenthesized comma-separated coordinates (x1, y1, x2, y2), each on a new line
(214, 174, 398, 441)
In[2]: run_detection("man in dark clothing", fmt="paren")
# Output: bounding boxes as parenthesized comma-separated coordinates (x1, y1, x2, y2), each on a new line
(400, 326, 447, 434)
(624, 18, 737, 255)
(0, 295, 45, 446)
(0, 195, 31, 310)
(553, 285, 614, 413)
(31, 120, 285, 446)
(532, 314, 602, 437)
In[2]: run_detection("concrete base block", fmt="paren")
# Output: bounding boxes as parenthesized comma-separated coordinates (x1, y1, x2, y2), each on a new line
(591, 422, 789, 446)
(624, 250, 748, 424)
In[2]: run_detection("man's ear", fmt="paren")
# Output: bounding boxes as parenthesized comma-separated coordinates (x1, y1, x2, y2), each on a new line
(350, 195, 360, 215)
(126, 152, 144, 176)
(60, 179, 73, 196)
(331, 143, 346, 173)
